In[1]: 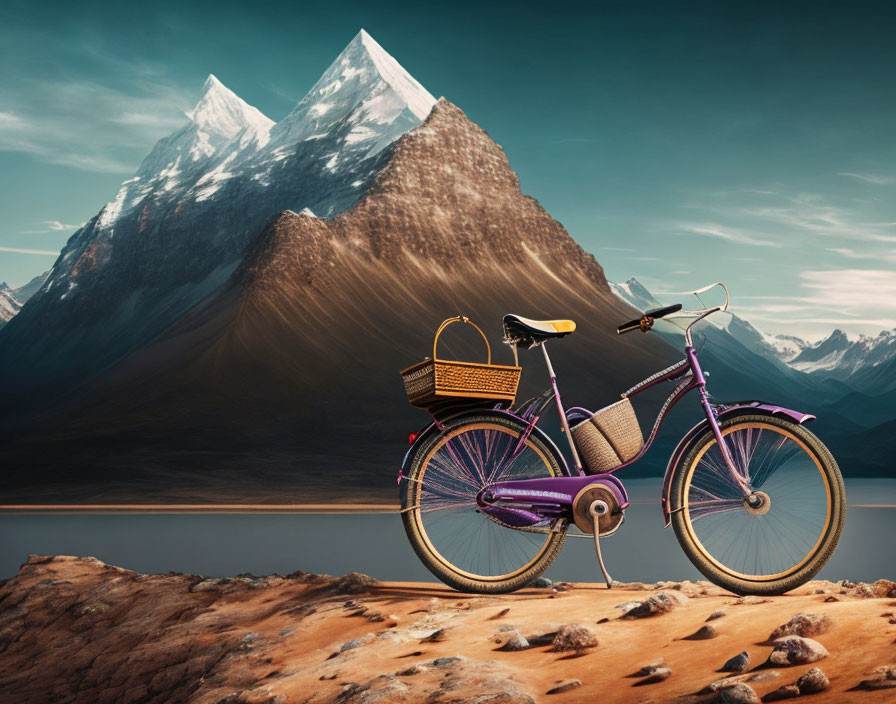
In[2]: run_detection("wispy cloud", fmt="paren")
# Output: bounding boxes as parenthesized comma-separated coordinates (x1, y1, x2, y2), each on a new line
(19, 220, 86, 235)
(732, 194, 896, 243)
(680, 188, 896, 255)
(839, 172, 896, 186)
(0, 71, 194, 173)
(716, 266, 896, 338)
(675, 222, 780, 247)
(45, 220, 84, 231)
(798, 268, 896, 310)
(0, 246, 60, 256)
(0, 111, 25, 129)
(825, 246, 896, 263)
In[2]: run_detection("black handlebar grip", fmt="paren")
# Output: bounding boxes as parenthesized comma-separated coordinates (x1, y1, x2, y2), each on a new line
(617, 318, 642, 335)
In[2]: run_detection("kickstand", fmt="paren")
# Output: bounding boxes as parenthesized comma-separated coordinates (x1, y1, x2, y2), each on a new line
(589, 503, 613, 589)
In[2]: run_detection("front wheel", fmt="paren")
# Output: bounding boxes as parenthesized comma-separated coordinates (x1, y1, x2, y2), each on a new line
(401, 413, 567, 593)
(670, 414, 845, 595)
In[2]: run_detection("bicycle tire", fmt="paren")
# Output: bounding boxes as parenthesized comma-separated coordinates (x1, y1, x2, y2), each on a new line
(401, 413, 568, 593)
(670, 414, 845, 595)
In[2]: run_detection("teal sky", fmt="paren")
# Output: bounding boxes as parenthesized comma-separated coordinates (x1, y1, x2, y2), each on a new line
(1, 0, 894, 340)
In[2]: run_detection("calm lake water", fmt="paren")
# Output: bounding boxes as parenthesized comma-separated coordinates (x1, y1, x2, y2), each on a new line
(2, 479, 893, 583)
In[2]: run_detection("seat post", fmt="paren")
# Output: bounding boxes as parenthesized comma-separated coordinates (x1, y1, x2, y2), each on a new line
(541, 342, 584, 474)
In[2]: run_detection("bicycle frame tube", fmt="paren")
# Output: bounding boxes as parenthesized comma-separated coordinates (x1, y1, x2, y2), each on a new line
(613, 346, 749, 492)
(541, 342, 585, 476)
(685, 346, 752, 493)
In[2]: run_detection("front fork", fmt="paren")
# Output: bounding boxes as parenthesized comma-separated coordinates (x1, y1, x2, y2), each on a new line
(687, 346, 753, 498)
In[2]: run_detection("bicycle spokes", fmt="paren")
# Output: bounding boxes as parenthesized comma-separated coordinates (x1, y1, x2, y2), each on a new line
(685, 423, 831, 579)
(413, 423, 559, 580)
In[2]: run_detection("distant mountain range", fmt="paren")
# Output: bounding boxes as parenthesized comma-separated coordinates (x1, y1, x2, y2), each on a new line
(0, 272, 47, 328)
(611, 277, 896, 386)
(610, 277, 896, 476)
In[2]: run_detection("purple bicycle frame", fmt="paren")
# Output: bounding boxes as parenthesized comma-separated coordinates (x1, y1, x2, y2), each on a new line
(479, 340, 813, 529)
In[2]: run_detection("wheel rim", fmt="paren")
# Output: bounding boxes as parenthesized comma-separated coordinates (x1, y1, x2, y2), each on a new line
(411, 422, 559, 582)
(682, 422, 833, 582)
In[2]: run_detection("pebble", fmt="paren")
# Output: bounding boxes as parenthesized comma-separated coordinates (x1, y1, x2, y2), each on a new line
(706, 609, 727, 621)
(718, 683, 761, 704)
(761, 684, 801, 701)
(855, 678, 896, 691)
(631, 658, 665, 677)
(622, 591, 689, 619)
(494, 629, 530, 651)
(683, 624, 717, 640)
(767, 636, 828, 666)
(546, 679, 582, 694)
(551, 624, 598, 652)
(796, 667, 829, 694)
(768, 612, 831, 640)
(635, 668, 672, 685)
(721, 651, 750, 672)
(701, 672, 780, 694)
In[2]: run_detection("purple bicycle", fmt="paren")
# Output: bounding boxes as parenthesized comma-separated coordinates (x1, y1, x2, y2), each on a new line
(398, 284, 845, 595)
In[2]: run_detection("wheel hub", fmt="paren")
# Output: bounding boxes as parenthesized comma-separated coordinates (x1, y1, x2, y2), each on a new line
(743, 490, 771, 515)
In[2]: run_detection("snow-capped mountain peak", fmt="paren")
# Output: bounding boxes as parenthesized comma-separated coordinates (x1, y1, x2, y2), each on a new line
(790, 327, 896, 377)
(608, 278, 662, 311)
(354, 29, 435, 121)
(0, 285, 21, 325)
(137, 75, 273, 178)
(270, 29, 436, 157)
(760, 332, 809, 362)
(88, 76, 276, 233)
(188, 74, 274, 144)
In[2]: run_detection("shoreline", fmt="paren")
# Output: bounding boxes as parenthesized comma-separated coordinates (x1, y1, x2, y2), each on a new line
(1, 502, 893, 514)
(0, 503, 402, 514)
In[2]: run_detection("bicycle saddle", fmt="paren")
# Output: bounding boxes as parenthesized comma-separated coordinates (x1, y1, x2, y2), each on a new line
(503, 314, 576, 343)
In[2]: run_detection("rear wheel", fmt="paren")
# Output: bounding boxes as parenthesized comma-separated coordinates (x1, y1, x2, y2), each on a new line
(401, 413, 567, 593)
(671, 414, 845, 595)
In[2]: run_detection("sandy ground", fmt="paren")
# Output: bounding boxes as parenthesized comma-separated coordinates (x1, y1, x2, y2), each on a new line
(0, 555, 894, 703)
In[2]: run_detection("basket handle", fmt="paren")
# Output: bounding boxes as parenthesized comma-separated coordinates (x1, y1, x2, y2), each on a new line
(433, 316, 492, 364)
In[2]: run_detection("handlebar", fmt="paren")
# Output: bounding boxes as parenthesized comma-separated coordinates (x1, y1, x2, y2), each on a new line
(617, 304, 683, 335)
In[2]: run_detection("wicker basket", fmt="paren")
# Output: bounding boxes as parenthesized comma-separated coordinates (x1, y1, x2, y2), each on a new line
(401, 316, 521, 411)
(571, 398, 644, 473)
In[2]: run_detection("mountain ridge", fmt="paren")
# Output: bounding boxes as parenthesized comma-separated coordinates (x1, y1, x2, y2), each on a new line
(0, 31, 439, 402)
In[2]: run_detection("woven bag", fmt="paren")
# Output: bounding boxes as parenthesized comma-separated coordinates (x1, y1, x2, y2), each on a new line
(400, 316, 522, 411)
(571, 398, 644, 473)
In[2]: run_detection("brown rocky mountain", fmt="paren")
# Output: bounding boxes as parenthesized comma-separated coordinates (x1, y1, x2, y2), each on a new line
(0, 100, 675, 503)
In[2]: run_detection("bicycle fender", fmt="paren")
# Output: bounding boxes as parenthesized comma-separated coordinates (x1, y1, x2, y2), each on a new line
(398, 408, 575, 486)
(660, 401, 816, 526)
